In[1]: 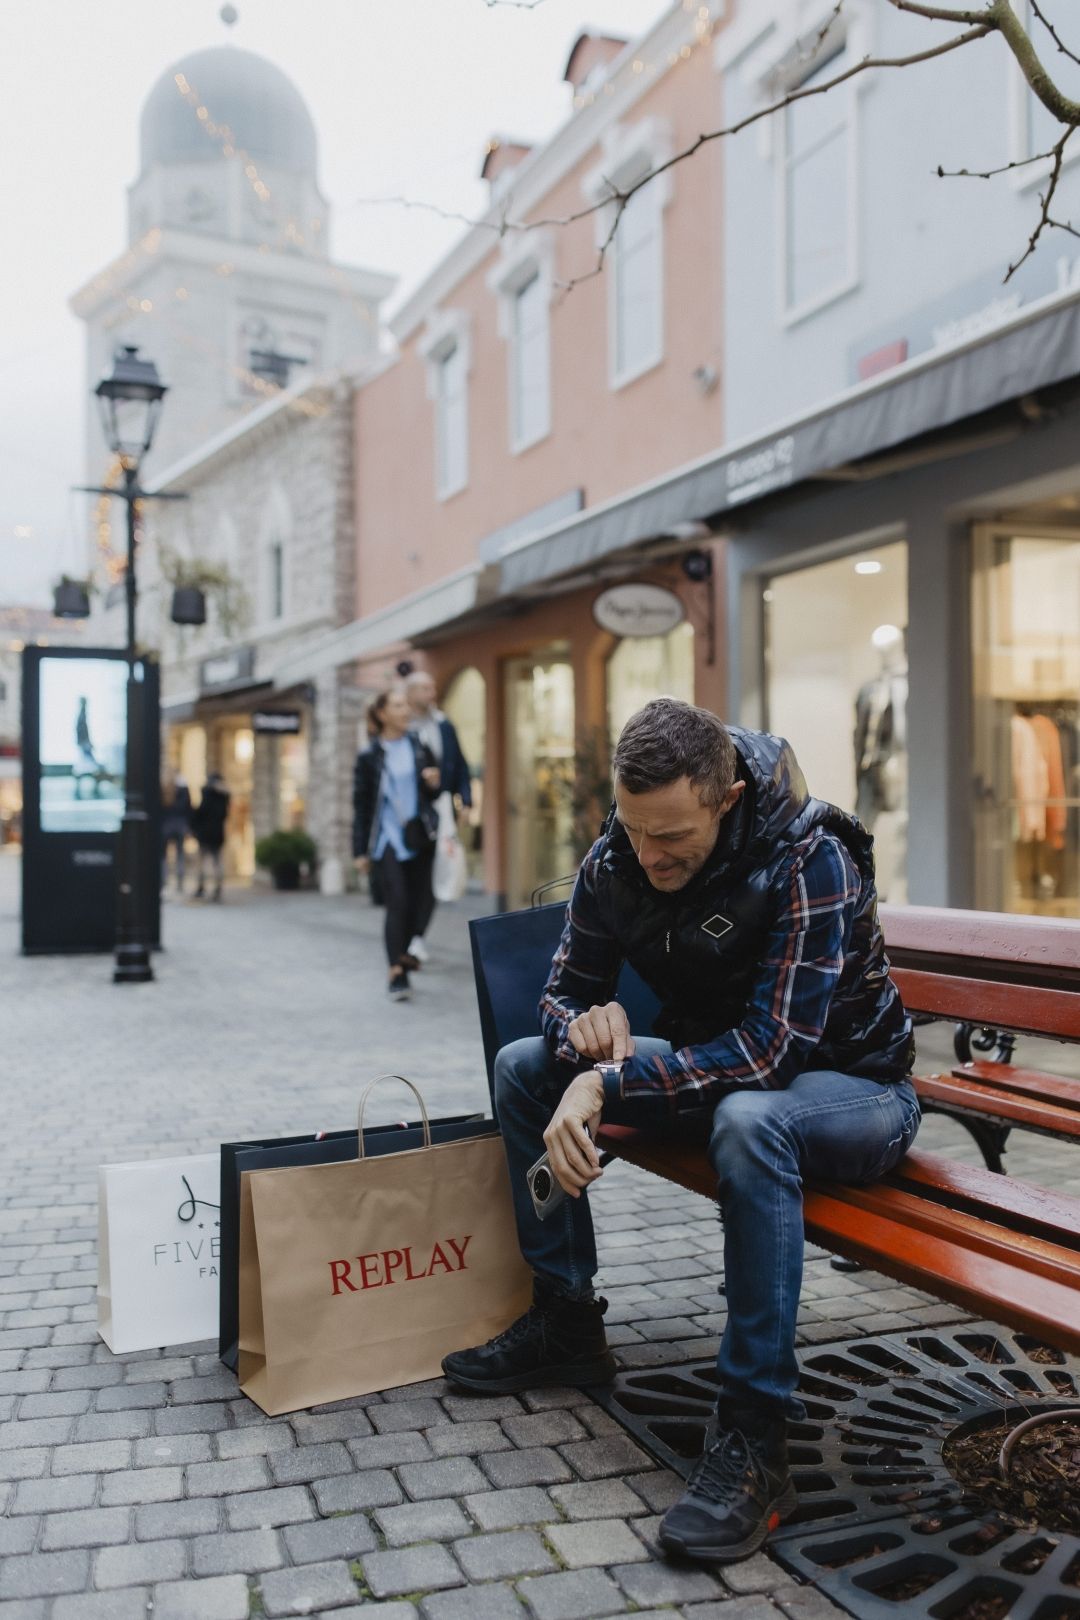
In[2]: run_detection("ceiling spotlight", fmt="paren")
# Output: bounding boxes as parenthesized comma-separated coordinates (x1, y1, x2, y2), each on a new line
(854, 559, 882, 575)
(681, 548, 713, 583)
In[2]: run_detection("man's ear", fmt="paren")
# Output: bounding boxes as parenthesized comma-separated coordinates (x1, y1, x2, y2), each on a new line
(721, 780, 746, 814)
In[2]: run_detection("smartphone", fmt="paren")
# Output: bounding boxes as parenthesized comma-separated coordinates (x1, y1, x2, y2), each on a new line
(526, 1125, 593, 1222)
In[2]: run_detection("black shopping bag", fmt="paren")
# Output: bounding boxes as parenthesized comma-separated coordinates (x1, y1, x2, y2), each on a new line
(468, 903, 659, 1110)
(219, 1111, 487, 1370)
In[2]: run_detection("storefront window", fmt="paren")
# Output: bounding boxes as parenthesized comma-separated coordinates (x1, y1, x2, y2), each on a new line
(278, 734, 308, 830)
(442, 666, 486, 885)
(504, 646, 575, 908)
(972, 525, 1080, 917)
(606, 622, 694, 751)
(765, 540, 908, 902)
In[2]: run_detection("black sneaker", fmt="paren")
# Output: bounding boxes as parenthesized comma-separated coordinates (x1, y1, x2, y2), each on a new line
(388, 972, 411, 1002)
(442, 1280, 616, 1393)
(658, 1411, 796, 1564)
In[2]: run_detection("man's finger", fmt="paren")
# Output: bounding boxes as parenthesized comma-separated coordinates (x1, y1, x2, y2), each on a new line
(577, 1014, 604, 1061)
(568, 1022, 588, 1055)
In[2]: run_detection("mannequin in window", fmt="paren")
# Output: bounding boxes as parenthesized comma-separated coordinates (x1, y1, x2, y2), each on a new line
(853, 625, 907, 902)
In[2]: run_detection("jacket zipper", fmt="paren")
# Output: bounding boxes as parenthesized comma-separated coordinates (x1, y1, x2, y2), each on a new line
(666, 929, 671, 955)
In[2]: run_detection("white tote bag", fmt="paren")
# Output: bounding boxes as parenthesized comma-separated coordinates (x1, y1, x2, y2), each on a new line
(98, 1152, 221, 1353)
(432, 792, 467, 903)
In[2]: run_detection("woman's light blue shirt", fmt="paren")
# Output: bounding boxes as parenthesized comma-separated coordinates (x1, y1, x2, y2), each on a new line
(373, 736, 419, 862)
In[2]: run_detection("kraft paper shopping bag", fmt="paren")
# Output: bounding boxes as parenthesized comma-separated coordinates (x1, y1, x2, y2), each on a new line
(238, 1076, 532, 1414)
(98, 1152, 221, 1353)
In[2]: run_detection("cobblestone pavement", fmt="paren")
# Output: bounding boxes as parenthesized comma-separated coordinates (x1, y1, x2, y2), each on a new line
(2, 848, 1076, 1619)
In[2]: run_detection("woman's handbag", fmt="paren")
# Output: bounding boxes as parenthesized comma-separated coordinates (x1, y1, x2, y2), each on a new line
(237, 1076, 531, 1414)
(433, 793, 467, 902)
(403, 807, 437, 853)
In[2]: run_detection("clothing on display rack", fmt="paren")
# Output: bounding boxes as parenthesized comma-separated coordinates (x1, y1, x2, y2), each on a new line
(853, 643, 908, 904)
(1009, 699, 1080, 908)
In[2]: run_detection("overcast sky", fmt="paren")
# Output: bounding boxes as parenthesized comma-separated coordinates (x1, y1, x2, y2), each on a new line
(0, 0, 669, 605)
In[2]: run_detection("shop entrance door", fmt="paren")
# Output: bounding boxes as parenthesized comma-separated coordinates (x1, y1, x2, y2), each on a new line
(972, 524, 1080, 917)
(504, 647, 575, 909)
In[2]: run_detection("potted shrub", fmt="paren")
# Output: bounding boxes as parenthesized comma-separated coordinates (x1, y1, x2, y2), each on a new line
(160, 548, 249, 635)
(53, 575, 92, 619)
(171, 582, 207, 625)
(255, 828, 317, 891)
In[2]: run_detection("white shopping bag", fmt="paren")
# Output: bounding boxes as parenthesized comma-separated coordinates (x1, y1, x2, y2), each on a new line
(98, 1153, 221, 1353)
(432, 793, 467, 903)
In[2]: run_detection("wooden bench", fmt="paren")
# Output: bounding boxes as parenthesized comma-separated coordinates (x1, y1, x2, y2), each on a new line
(469, 902, 1080, 1358)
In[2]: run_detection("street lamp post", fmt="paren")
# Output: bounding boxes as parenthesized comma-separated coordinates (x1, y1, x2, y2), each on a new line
(81, 346, 171, 983)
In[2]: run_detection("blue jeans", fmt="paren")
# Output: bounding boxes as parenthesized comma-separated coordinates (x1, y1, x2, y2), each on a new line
(493, 1036, 920, 1416)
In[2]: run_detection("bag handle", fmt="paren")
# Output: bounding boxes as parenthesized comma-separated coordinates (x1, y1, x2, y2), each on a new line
(357, 1075, 432, 1156)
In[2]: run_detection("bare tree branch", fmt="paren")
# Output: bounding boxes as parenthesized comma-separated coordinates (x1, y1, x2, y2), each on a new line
(990, 0, 1080, 123)
(885, 0, 993, 23)
(1029, 0, 1080, 71)
(1006, 128, 1076, 278)
(1047, 215, 1080, 241)
(937, 145, 1065, 180)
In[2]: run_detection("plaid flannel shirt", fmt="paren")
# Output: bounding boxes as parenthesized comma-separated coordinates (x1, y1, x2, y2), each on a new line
(539, 827, 864, 1116)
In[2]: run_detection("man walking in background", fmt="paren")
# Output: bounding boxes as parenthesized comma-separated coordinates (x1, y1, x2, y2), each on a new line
(404, 670, 472, 961)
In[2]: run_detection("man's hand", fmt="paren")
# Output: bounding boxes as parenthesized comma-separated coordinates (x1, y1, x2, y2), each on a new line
(353, 856, 370, 874)
(420, 766, 441, 791)
(544, 1072, 604, 1198)
(568, 1002, 636, 1064)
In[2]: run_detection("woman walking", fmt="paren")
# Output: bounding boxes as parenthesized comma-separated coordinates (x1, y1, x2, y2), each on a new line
(352, 687, 440, 1001)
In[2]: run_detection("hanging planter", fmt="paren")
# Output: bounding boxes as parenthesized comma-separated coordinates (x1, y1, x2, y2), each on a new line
(53, 577, 92, 619)
(170, 584, 207, 626)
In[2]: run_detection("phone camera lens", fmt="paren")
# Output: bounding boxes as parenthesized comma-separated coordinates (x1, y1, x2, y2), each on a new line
(533, 1167, 552, 1202)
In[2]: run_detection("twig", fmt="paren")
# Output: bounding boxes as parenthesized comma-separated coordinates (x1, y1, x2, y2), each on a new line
(1030, 0, 1080, 70)
(1006, 128, 1075, 278)
(937, 145, 1065, 180)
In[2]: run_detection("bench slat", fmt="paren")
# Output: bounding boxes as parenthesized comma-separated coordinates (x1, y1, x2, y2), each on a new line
(915, 1075, 1080, 1138)
(880, 904, 1080, 974)
(892, 1148, 1080, 1245)
(949, 1061, 1080, 1112)
(892, 966, 1080, 1040)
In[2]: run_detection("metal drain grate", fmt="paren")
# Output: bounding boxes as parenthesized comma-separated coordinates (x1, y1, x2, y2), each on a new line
(591, 1324, 1080, 1620)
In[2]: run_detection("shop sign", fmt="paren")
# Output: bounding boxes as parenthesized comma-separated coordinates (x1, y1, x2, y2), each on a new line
(253, 710, 302, 735)
(199, 646, 255, 693)
(593, 583, 685, 638)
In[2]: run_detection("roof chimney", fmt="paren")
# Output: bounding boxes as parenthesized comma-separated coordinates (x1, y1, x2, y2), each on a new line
(481, 137, 533, 190)
(562, 31, 628, 93)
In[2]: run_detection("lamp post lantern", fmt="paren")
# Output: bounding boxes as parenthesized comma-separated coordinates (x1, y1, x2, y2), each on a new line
(92, 345, 168, 983)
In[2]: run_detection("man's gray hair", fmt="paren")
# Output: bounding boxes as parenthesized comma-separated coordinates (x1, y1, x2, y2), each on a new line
(613, 698, 736, 809)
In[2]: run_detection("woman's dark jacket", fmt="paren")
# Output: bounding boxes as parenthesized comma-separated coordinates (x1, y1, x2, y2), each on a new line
(541, 726, 914, 1113)
(190, 785, 230, 851)
(162, 785, 192, 834)
(352, 733, 439, 859)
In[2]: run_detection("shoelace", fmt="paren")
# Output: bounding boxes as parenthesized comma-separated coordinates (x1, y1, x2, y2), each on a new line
(489, 1307, 542, 1351)
(687, 1428, 757, 1507)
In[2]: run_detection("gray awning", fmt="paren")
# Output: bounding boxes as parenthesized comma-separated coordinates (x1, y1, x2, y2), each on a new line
(499, 287, 1080, 594)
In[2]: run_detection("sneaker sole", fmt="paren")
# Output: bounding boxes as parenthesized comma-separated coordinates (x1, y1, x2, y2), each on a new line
(441, 1353, 617, 1394)
(657, 1479, 798, 1564)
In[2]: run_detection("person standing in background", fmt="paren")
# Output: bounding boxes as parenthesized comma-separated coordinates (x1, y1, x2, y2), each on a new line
(404, 670, 472, 960)
(161, 772, 192, 895)
(352, 687, 441, 1002)
(191, 772, 230, 903)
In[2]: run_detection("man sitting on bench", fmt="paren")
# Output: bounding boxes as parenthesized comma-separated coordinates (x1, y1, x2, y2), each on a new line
(443, 697, 919, 1566)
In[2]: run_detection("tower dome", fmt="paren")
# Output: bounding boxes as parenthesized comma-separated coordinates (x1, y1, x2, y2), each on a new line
(139, 46, 318, 176)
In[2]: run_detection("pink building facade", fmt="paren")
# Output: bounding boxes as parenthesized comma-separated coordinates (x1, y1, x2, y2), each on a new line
(350, 3, 730, 904)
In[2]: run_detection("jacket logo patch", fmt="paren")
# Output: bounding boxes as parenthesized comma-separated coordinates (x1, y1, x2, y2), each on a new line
(700, 913, 734, 939)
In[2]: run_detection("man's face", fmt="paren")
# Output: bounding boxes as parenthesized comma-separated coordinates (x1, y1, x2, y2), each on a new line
(614, 775, 744, 892)
(407, 674, 437, 713)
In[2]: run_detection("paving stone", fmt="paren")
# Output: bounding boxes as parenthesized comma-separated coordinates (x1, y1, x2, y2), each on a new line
(281, 1511, 377, 1563)
(479, 1446, 572, 1489)
(719, 1551, 790, 1593)
(187, 1456, 271, 1496)
(454, 1528, 557, 1580)
(772, 1582, 849, 1618)
(216, 1423, 296, 1459)
(0, 1549, 92, 1600)
(368, 1397, 449, 1432)
(0, 1447, 48, 1481)
(94, 1537, 187, 1587)
(51, 1591, 149, 1620)
(332, 1609, 416, 1620)
(519, 1387, 590, 1413)
(398, 1455, 487, 1500)
(550, 1479, 648, 1519)
(155, 1402, 231, 1434)
(501, 1409, 587, 1448)
(382, 1377, 450, 1402)
(225, 1484, 314, 1530)
(312, 1468, 403, 1513)
(259, 1558, 361, 1616)
(428, 1419, 511, 1456)
(347, 1430, 434, 1468)
(559, 1436, 653, 1479)
(290, 1408, 374, 1444)
(125, 1356, 195, 1382)
(93, 1381, 168, 1411)
(440, 1394, 523, 1421)
(168, 1373, 237, 1405)
(685, 1601, 780, 1620)
(40, 1504, 131, 1550)
(0, 1416, 75, 1447)
(627, 1470, 686, 1512)
(18, 1390, 93, 1417)
(516, 1567, 628, 1619)
(191, 1526, 284, 1576)
(610, 1560, 723, 1605)
(52, 1440, 131, 1475)
(99, 1464, 181, 1505)
(136, 1496, 222, 1539)
(0, 1513, 41, 1554)
(134, 1433, 213, 1467)
(71, 1410, 151, 1442)
(362, 1542, 465, 1598)
(12, 1474, 97, 1514)
(269, 1440, 353, 1485)
(151, 1573, 251, 1620)
(463, 1486, 556, 1531)
(545, 1518, 650, 1568)
(376, 1496, 472, 1546)
(420, 1582, 523, 1620)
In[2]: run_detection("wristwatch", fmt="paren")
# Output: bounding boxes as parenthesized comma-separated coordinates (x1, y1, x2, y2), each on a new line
(594, 1060, 625, 1102)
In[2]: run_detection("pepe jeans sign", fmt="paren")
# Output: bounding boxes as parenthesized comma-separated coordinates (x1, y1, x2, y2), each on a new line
(98, 1153, 221, 1353)
(593, 583, 685, 638)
